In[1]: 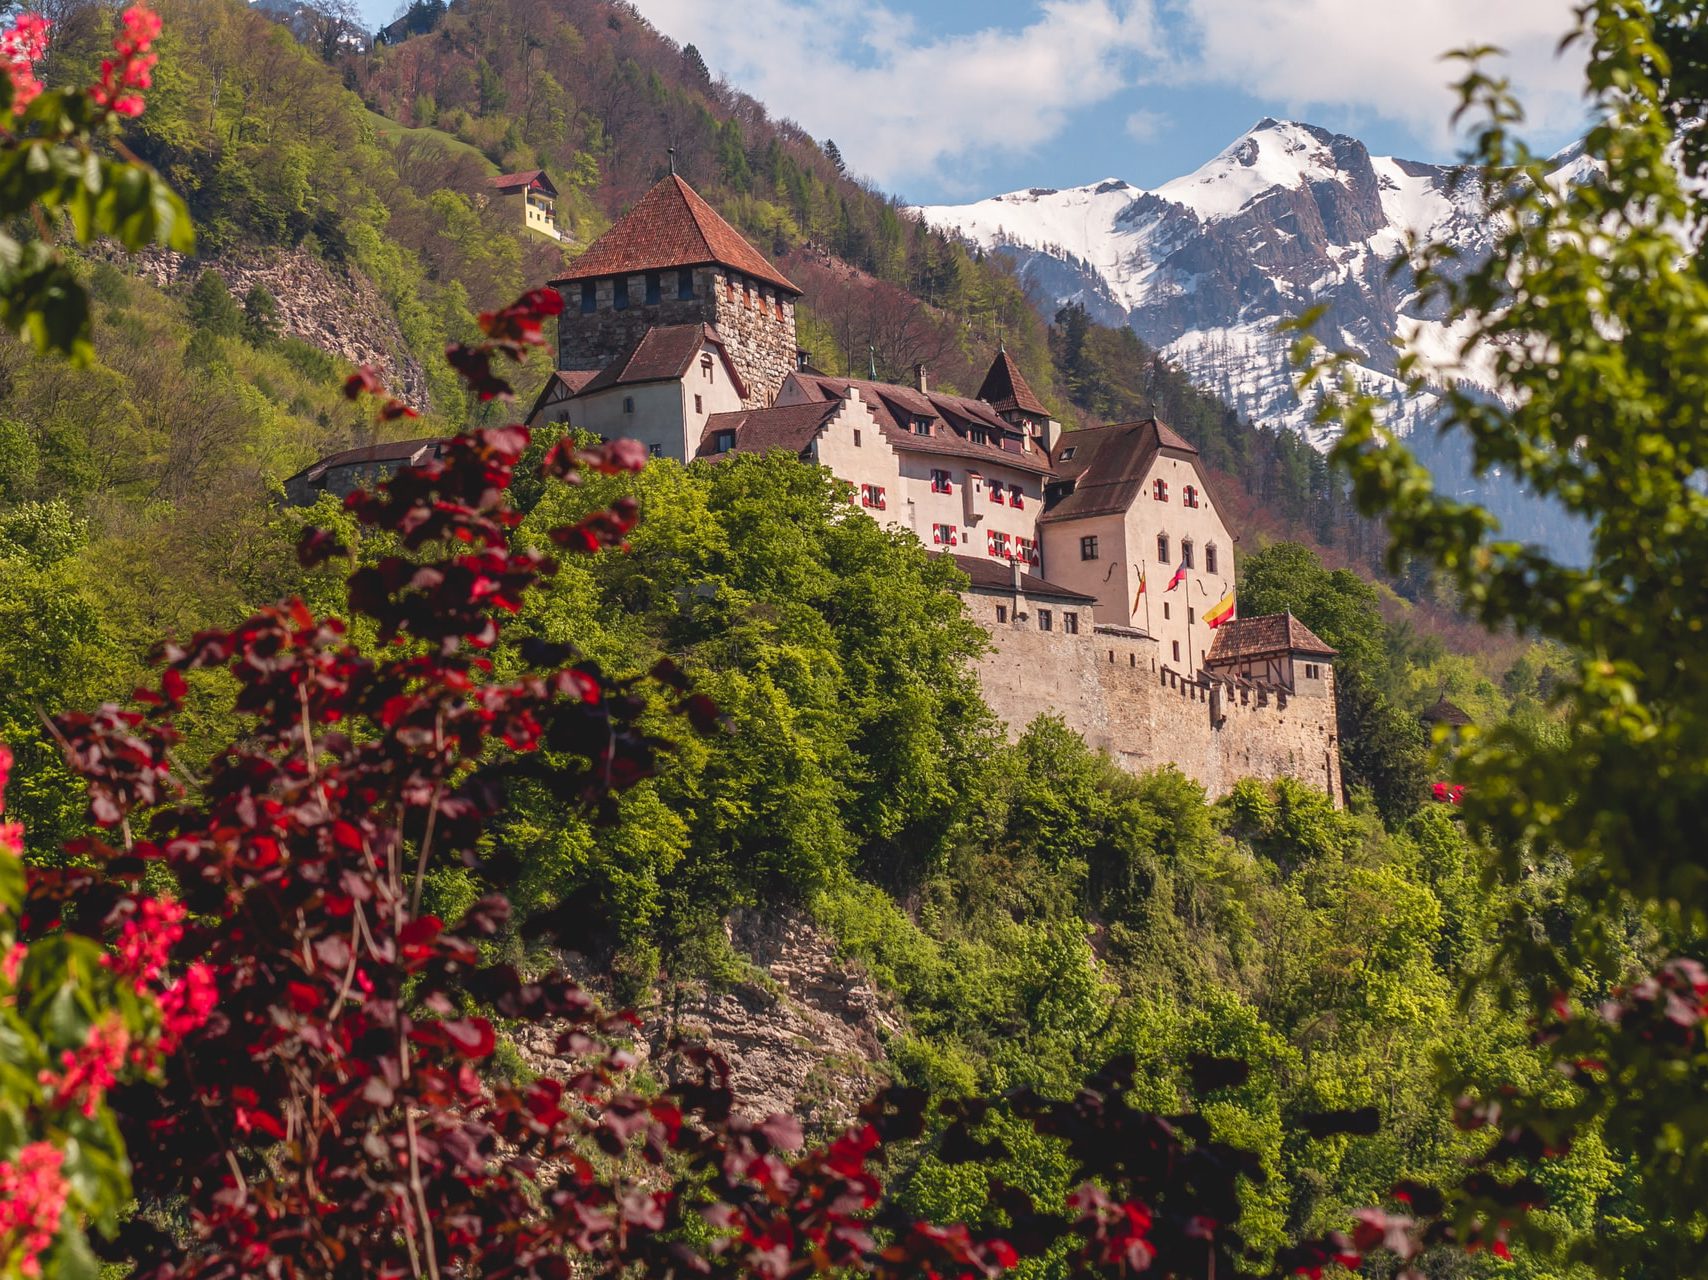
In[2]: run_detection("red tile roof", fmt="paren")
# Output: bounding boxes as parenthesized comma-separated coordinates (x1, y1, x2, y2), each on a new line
(551, 174, 799, 295)
(579, 324, 746, 400)
(786, 373, 1056, 478)
(491, 169, 557, 196)
(1040, 418, 1202, 523)
(946, 553, 1096, 602)
(696, 401, 843, 459)
(976, 347, 1049, 418)
(1206, 612, 1338, 662)
(291, 438, 446, 485)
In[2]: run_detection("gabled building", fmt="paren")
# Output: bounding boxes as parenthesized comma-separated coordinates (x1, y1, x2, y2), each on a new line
(490, 170, 561, 240)
(1203, 611, 1338, 696)
(1038, 419, 1235, 675)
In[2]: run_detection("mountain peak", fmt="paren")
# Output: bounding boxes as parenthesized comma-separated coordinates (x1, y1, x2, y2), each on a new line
(1155, 119, 1365, 221)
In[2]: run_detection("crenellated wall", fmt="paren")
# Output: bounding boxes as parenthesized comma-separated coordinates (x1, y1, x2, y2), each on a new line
(964, 591, 1343, 804)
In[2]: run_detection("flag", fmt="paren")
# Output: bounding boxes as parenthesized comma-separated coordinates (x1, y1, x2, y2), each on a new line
(1165, 564, 1187, 592)
(1132, 569, 1146, 614)
(1205, 591, 1236, 629)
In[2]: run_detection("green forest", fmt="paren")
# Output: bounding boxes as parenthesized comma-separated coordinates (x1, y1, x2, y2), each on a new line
(2, 0, 1705, 1277)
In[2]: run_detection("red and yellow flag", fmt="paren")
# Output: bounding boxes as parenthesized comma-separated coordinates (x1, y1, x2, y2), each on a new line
(1205, 591, 1236, 629)
(1132, 569, 1147, 613)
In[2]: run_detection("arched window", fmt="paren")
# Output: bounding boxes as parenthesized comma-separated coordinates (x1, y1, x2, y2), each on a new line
(1183, 484, 1199, 508)
(1153, 478, 1168, 501)
(1181, 540, 1195, 569)
(1157, 534, 1170, 563)
(1205, 544, 1219, 575)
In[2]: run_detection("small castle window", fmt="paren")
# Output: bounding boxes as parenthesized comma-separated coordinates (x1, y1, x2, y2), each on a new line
(1060, 446, 1077, 460)
(1039, 609, 1054, 632)
(678, 270, 696, 300)
(622, 396, 635, 414)
(694, 394, 703, 414)
(1010, 484, 1025, 509)
(997, 605, 1008, 624)
(1157, 534, 1170, 562)
(1181, 540, 1194, 569)
(1172, 641, 1181, 662)
(774, 297, 785, 320)
(613, 277, 630, 310)
(1153, 478, 1168, 501)
(726, 277, 736, 302)
(580, 281, 596, 314)
(969, 428, 989, 445)
(1163, 603, 1170, 620)
(1206, 544, 1219, 575)
(1080, 536, 1098, 560)
(645, 271, 661, 305)
(701, 353, 714, 379)
(1188, 607, 1196, 624)
(1064, 612, 1079, 635)
(714, 429, 736, 452)
(649, 442, 662, 457)
(930, 469, 952, 494)
(853, 429, 862, 447)
(1184, 484, 1199, 508)
(991, 483, 1005, 505)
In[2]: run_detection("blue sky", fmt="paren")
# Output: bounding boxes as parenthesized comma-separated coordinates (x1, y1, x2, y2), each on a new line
(353, 0, 1590, 205)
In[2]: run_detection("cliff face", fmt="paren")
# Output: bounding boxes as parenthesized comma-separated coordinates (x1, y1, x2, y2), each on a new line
(515, 911, 898, 1133)
(116, 246, 432, 410)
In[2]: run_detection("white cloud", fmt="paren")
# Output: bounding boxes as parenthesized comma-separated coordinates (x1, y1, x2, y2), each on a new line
(630, 0, 1592, 196)
(1164, 0, 1589, 150)
(630, 0, 1161, 193)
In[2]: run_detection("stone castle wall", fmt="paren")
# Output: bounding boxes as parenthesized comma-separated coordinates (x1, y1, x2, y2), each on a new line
(706, 268, 797, 408)
(964, 592, 1343, 804)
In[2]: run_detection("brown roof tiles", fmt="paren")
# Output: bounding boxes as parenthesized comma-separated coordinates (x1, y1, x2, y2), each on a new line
(1206, 612, 1338, 663)
(1041, 418, 1201, 523)
(976, 348, 1050, 418)
(579, 324, 746, 399)
(946, 553, 1096, 602)
(696, 401, 843, 459)
(491, 170, 556, 196)
(551, 174, 799, 295)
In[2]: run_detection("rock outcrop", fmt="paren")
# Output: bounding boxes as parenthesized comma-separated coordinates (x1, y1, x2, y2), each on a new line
(514, 910, 897, 1133)
(109, 245, 432, 410)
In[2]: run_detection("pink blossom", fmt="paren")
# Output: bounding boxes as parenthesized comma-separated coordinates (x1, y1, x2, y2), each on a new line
(0, 821, 20, 856)
(0, 741, 12, 803)
(0, 13, 49, 117)
(87, 5, 159, 120)
(0, 1142, 68, 1278)
(106, 896, 186, 988)
(157, 962, 217, 1052)
(38, 1015, 129, 1118)
(1, 942, 23, 987)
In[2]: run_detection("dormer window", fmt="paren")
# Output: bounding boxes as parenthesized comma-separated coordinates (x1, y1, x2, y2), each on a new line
(1153, 478, 1168, 501)
(969, 427, 989, 445)
(714, 429, 736, 452)
(1060, 446, 1077, 460)
(912, 417, 932, 435)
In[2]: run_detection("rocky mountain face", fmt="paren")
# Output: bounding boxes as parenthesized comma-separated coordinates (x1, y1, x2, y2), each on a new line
(916, 119, 1595, 554)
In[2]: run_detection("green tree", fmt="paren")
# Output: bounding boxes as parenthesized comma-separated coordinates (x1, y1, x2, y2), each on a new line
(1295, 1, 1708, 1268)
(185, 269, 241, 336)
(241, 281, 279, 344)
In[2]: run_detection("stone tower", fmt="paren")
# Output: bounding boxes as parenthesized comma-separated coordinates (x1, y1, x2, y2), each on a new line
(551, 175, 801, 408)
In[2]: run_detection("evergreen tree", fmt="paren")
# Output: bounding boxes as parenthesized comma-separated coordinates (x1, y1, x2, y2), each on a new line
(824, 138, 845, 174)
(185, 269, 241, 337)
(682, 42, 710, 85)
(241, 283, 280, 345)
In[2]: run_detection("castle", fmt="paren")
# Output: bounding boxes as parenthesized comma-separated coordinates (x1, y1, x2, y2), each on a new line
(288, 172, 1343, 803)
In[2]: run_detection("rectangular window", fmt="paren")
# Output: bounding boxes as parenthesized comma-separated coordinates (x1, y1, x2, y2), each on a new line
(774, 297, 785, 320)
(1205, 545, 1218, 575)
(694, 394, 703, 414)
(996, 605, 1009, 623)
(648, 442, 662, 457)
(1182, 541, 1195, 570)
(969, 428, 988, 445)
(645, 271, 661, 305)
(580, 281, 596, 314)
(678, 269, 696, 300)
(914, 418, 932, 436)
(1064, 612, 1079, 635)
(1184, 485, 1200, 508)
(1010, 484, 1025, 509)
(1080, 536, 1098, 560)
(613, 276, 630, 310)
(622, 396, 635, 414)
(701, 353, 714, 379)
(991, 484, 1006, 505)
(1163, 603, 1170, 620)
(853, 428, 862, 447)
(931, 469, 953, 494)
(1172, 640, 1181, 662)
(1039, 609, 1053, 632)
(726, 277, 737, 301)
(931, 522, 958, 546)
(714, 430, 736, 452)
(1157, 534, 1170, 562)
(1188, 607, 1196, 624)
(1153, 478, 1168, 501)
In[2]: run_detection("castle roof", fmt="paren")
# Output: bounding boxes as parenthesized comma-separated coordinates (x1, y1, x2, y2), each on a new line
(947, 554, 1096, 603)
(1419, 693, 1474, 727)
(786, 373, 1055, 478)
(551, 174, 799, 295)
(579, 324, 747, 400)
(976, 348, 1049, 418)
(491, 169, 557, 196)
(1040, 418, 1201, 523)
(696, 400, 843, 460)
(523, 369, 599, 425)
(1206, 611, 1338, 663)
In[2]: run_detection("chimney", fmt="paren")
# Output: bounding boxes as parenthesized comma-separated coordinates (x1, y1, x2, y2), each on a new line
(1010, 556, 1023, 590)
(1043, 417, 1064, 452)
(913, 363, 929, 394)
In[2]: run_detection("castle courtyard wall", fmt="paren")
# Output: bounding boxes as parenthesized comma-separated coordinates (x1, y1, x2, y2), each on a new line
(964, 591, 1343, 804)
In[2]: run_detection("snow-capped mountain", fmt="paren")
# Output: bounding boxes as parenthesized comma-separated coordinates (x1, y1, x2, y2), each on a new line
(915, 118, 1593, 552)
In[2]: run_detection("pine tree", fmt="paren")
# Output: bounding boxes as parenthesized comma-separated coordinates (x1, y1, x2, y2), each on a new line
(682, 42, 710, 85)
(824, 139, 845, 174)
(242, 284, 280, 345)
(186, 270, 241, 338)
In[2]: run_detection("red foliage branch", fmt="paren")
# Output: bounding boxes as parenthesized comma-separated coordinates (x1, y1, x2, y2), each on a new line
(26, 290, 1433, 1279)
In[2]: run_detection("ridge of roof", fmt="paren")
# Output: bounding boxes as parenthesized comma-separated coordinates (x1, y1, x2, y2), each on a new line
(1206, 611, 1339, 663)
(697, 399, 841, 460)
(551, 174, 799, 294)
(1040, 418, 1201, 523)
(976, 348, 1049, 417)
(578, 324, 744, 398)
(291, 437, 446, 485)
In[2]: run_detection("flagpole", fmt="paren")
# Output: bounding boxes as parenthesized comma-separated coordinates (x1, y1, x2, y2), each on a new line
(1143, 561, 1152, 636)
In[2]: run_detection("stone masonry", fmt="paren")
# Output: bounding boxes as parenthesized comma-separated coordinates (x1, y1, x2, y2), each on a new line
(964, 592, 1343, 804)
